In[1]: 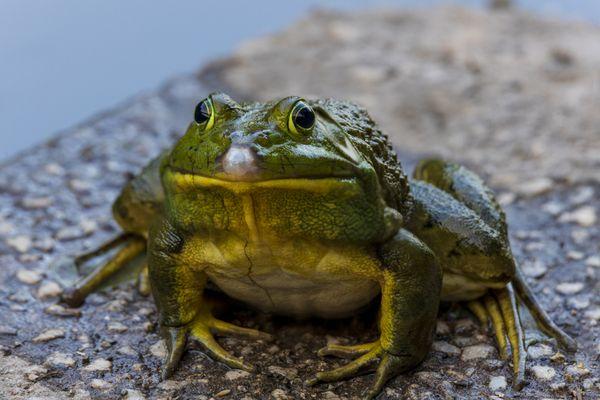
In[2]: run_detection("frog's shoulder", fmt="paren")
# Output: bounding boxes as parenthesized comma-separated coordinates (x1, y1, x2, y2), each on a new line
(312, 98, 411, 216)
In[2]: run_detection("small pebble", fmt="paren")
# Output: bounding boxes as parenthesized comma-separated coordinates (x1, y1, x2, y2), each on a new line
(271, 388, 290, 400)
(521, 259, 547, 278)
(268, 365, 298, 380)
(55, 227, 84, 241)
(497, 192, 515, 206)
(90, 378, 112, 390)
(107, 322, 128, 333)
(550, 351, 566, 363)
(528, 344, 554, 359)
(44, 304, 81, 318)
(46, 352, 76, 367)
(322, 391, 342, 400)
(488, 375, 507, 391)
(8, 236, 33, 253)
(123, 389, 146, 400)
(21, 196, 53, 209)
(567, 296, 590, 309)
(567, 250, 584, 260)
(80, 219, 98, 234)
(584, 307, 600, 321)
(415, 371, 443, 381)
(69, 179, 92, 192)
(215, 389, 231, 397)
(150, 340, 167, 358)
(432, 341, 461, 356)
(559, 206, 597, 227)
(0, 325, 17, 336)
(25, 364, 48, 382)
(555, 282, 584, 295)
(454, 318, 477, 334)
(566, 363, 590, 378)
(37, 281, 63, 299)
(435, 321, 451, 335)
(517, 178, 553, 197)
(44, 163, 65, 175)
(585, 255, 600, 268)
(225, 369, 251, 380)
(33, 328, 65, 343)
(541, 201, 564, 216)
(83, 358, 112, 372)
(118, 346, 137, 356)
(461, 344, 496, 361)
(531, 365, 556, 381)
(33, 237, 54, 252)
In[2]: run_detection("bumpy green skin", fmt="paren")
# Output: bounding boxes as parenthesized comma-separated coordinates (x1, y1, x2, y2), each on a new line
(112, 93, 516, 399)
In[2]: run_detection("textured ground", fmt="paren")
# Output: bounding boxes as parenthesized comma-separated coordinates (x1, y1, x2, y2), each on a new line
(1, 5, 598, 400)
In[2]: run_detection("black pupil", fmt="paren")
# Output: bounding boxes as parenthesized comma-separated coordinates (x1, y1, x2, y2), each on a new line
(194, 101, 211, 124)
(294, 104, 315, 129)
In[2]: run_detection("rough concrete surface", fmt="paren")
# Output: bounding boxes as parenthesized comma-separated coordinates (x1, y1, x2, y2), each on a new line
(0, 5, 598, 400)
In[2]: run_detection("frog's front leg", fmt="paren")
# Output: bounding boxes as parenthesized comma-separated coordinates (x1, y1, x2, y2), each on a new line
(309, 229, 441, 400)
(148, 220, 272, 379)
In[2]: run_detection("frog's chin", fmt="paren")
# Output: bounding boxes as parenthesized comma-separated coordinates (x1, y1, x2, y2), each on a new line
(164, 167, 361, 196)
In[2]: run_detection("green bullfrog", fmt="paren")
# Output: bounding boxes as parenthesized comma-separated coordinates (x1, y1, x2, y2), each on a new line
(63, 93, 576, 399)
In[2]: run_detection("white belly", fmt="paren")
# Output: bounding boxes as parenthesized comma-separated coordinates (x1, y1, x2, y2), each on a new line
(207, 269, 380, 318)
(200, 239, 382, 319)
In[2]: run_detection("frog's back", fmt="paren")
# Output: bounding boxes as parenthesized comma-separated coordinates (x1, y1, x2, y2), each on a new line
(314, 99, 411, 217)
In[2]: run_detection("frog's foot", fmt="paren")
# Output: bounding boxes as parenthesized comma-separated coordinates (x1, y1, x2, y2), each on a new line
(62, 234, 146, 307)
(161, 302, 273, 379)
(309, 340, 408, 400)
(466, 283, 526, 389)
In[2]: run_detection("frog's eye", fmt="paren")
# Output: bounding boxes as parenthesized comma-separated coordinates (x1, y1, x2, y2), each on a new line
(288, 100, 315, 135)
(194, 98, 215, 130)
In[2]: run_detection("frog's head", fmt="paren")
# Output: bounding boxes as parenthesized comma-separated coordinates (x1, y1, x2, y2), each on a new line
(166, 92, 374, 184)
(163, 93, 404, 242)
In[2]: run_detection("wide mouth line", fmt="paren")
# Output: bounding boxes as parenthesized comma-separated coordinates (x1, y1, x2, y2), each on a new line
(167, 166, 355, 183)
(165, 167, 361, 195)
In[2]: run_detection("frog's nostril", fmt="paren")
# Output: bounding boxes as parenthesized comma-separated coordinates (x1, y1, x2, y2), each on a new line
(222, 145, 259, 180)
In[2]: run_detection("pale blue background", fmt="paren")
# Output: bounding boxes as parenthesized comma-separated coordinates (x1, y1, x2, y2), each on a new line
(1, 0, 598, 161)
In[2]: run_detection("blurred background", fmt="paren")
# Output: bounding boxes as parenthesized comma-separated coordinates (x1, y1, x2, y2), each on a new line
(0, 0, 598, 161)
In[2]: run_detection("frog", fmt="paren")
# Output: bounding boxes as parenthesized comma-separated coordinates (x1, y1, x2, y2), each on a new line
(62, 92, 576, 399)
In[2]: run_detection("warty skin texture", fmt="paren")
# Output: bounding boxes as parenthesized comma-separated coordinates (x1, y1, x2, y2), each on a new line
(63, 92, 575, 399)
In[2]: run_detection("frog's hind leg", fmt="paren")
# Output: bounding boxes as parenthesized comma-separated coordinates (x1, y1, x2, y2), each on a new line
(513, 268, 577, 351)
(62, 233, 146, 307)
(414, 158, 577, 351)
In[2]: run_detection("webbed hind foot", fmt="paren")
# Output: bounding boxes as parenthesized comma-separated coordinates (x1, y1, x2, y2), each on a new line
(467, 283, 526, 389)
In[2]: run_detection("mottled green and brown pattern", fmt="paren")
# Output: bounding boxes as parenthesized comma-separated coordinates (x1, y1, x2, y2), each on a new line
(64, 92, 576, 400)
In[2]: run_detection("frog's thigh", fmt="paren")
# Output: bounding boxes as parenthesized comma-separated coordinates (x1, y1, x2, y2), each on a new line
(413, 158, 508, 237)
(377, 229, 442, 359)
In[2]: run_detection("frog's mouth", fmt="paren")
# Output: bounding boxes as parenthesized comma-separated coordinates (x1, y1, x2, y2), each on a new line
(167, 144, 363, 194)
(164, 167, 362, 197)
